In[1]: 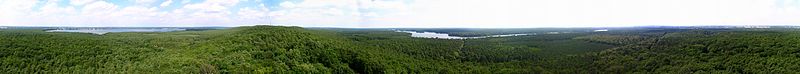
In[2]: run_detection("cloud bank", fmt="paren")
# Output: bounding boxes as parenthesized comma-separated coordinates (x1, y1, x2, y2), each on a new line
(0, 0, 799, 28)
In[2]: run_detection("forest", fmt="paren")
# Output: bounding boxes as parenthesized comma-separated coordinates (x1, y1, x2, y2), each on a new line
(2, 25, 800, 73)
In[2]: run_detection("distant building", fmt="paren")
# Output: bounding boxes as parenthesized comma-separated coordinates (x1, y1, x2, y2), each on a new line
(0, 26, 7, 29)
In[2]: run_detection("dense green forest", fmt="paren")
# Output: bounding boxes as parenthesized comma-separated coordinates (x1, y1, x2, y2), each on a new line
(2, 25, 800, 73)
(397, 28, 595, 37)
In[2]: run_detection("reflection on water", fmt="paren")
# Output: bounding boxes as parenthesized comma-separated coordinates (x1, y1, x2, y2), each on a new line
(594, 29, 609, 32)
(47, 28, 186, 35)
(396, 30, 531, 39)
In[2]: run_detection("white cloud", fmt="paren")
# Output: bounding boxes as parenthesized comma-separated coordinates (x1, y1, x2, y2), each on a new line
(203, 0, 240, 6)
(82, 1, 118, 15)
(357, 0, 407, 10)
(238, 7, 270, 19)
(359, 0, 800, 28)
(2, 0, 260, 27)
(159, 0, 245, 26)
(0, 0, 38, 14)
(0, 0, 39, 25)
(182, 0, 239, 12)
(160, 0, 173, 7)
(235, 7, 271, 26)
(134, 0, 158, 6)
(279, 1, 296, 8)
(181, 0, 191, 4)
(32, 0, 78, 17)
(115, 7, 161, 17)
(70, 0, 96, 6)
(3, 0, 800, 27)
(363, 12, 378, 17)
(10, 0, 169, 27)
(268, 0, 371, 27)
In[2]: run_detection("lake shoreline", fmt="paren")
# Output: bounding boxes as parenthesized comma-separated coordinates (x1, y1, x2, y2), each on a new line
(46, 28, 187, 35)
(395, 30, 533, 39)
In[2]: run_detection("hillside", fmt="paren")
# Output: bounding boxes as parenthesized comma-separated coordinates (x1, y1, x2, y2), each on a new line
(3, 26, 800, 73)
(595, 30, 800, 73)
(0, 26, 561, 73)
(0, 26, 363, 73)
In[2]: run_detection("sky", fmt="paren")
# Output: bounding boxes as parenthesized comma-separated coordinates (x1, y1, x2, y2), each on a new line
(1, 0, 800, 28)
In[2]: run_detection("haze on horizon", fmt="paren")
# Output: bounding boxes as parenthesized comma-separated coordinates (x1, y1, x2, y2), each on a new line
(1, 0, 800, 28)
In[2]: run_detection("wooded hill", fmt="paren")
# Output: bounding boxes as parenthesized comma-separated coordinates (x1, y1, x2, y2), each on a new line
(2, 25, 800, 73)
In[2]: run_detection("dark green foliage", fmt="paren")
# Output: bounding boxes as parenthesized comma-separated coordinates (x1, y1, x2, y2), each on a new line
(595, 30, 800, 73)
(574, 35, 646, 45)
(398, 28, 594, 37)
(0, 26, 360, 73)
(333, 29, 617, 73)
(3, 26, 800, 73)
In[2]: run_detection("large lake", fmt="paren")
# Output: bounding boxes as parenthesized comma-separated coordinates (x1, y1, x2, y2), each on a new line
(396, 30, 532, 39)
(47, 28, 186, 35)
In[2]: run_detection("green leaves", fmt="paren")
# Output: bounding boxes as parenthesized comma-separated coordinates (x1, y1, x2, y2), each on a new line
(596, 30, 800, 73)
(7, 26, 800, 73)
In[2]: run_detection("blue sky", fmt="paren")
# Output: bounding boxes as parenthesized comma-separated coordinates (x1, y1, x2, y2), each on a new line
(1, 0, 800, 28)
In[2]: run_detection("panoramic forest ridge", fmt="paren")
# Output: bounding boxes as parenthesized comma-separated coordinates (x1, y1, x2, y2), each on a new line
(5, 26, 800, 73)
(3, 0, 800, 74)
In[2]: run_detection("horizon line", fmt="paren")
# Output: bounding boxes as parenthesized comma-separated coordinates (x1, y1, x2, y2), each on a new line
(2, 25, 800, 28)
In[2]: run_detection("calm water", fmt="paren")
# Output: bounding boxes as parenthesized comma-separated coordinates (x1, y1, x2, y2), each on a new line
(594, 29, 609, 32)
(47, 28, 186, 35)
(396, 30, 532, 39)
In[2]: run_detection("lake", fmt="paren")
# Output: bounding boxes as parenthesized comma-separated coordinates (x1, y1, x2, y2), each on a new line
(396, 30, 532, 39)
(47, 28, 186, 35)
